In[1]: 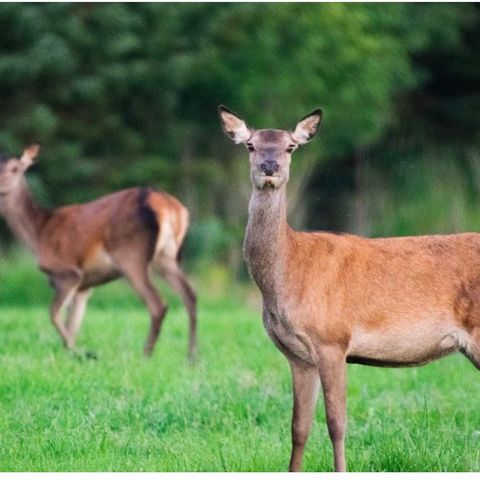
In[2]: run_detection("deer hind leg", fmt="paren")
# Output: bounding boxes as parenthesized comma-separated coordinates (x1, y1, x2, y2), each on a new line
(154, 258, 197, 362)
(118, 261, 167, 357)
(49, 271, 82, 349)
(288, 361, 320, 472)
(65, 288, 91, 345)
(317, 346, 348, 472)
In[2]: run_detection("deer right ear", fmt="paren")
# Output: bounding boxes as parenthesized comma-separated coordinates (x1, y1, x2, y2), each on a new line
(218, 105, 252, 144)
(19, 144, 40, 170)
(291, 109, 323, 144)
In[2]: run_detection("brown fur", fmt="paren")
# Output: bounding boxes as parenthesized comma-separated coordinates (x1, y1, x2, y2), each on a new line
(0, 147, 197, 360)
(219, 105, 480, 472)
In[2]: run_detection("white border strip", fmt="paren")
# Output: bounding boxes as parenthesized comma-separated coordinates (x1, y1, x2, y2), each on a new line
(1, 474, 480, 480)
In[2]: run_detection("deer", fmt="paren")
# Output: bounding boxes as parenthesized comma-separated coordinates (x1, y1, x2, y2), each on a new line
(0, 145, 197, 360)
(219, 105, 480, 472)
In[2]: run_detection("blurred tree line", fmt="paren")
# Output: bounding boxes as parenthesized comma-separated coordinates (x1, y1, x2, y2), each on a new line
(0, 3, 479, 277)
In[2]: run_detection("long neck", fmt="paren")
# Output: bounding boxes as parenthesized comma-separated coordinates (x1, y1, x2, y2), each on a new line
(0, 180, 51, 254)
(244, 186, 290, 298)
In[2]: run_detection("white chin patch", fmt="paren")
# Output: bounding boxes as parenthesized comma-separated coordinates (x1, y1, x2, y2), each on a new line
(255, 175, 281, 189)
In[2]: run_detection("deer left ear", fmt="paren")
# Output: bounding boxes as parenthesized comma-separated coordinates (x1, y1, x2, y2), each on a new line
(291, 109, 323, 144)
(218, 105, 252, 144)
(20, 144, 40, 169)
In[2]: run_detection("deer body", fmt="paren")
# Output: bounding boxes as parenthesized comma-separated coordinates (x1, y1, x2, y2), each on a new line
(32, 189, 186, 286)
(247, 198, 479, 367)
(0, 146, 197, 359)
(220, 106, 480, 472)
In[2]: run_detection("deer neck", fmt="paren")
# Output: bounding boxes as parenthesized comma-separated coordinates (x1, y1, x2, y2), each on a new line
(0, 180, 51, 254)
(244, 186, 290, 299)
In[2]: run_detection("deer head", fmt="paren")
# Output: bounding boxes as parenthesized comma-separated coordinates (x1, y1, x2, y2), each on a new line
(0, 145, 40, 197)
(218, 106, 322, 190)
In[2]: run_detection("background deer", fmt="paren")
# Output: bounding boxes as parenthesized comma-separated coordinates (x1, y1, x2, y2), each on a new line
(0, 145, 197, 360)
(219, 105, 480, 472)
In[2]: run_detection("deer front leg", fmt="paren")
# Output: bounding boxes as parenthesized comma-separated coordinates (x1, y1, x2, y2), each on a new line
(288, 361, 320, 472)
(65, 288, 91, 345)
(317, 346, 347, 472)
(49, 271, 81, 349)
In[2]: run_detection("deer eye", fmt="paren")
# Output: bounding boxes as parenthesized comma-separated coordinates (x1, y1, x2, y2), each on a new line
(286, 145, 296, 153)
(246, 143, 255, 152)
(11, 166, 19, 174)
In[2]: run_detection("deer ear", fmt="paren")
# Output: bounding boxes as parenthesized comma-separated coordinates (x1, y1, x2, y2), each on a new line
(291, 109, 323, 144)
(218, 105, 252, 144)
(20, 144, 40, 169)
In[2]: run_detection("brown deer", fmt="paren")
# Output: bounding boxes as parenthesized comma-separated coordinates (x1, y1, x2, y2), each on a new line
(219, 105, 480, 472)
(0, 145, 197, 360)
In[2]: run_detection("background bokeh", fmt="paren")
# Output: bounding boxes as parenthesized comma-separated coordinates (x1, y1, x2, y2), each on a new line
(0, 3, 479, 281)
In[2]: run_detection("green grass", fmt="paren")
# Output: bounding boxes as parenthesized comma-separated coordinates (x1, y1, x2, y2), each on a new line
(1, 256, 480, 471)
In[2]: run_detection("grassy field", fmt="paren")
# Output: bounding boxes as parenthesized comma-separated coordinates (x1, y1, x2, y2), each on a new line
(1, 256, 480, 472)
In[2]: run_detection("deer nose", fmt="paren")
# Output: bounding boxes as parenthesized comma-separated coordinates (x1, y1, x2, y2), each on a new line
(260, 161, 279, 176)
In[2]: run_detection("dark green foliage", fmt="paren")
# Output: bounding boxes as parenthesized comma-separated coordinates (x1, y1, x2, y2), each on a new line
(0, 4, 478, 264)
